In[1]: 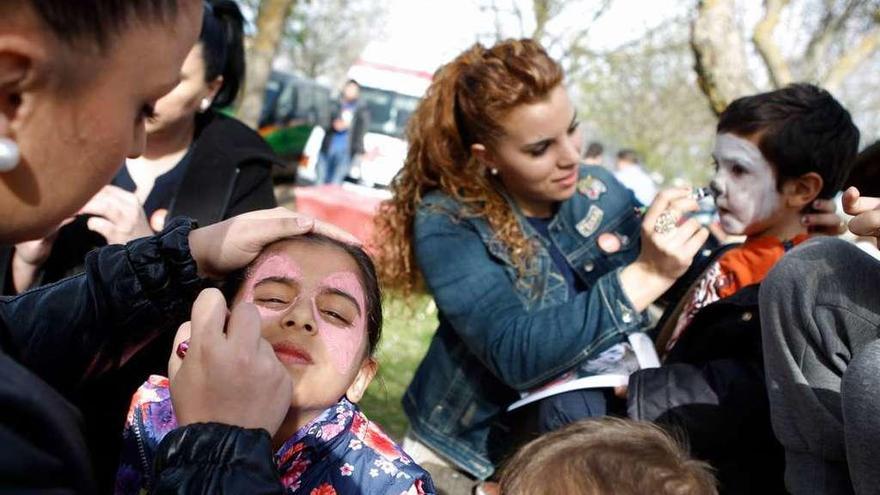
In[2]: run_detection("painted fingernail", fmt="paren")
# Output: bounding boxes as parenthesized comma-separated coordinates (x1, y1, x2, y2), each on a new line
(176, 340, 189, 359)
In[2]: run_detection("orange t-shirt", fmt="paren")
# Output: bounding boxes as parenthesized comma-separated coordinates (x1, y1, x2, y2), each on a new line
(663, 233, 809, 354)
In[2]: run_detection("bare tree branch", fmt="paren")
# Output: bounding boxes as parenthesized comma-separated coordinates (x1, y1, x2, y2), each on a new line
(823, 23, 880, 91)
(512, 0, 527, 38)
(560, 0, 611, 56)
(239, 0, 297, 127)
(532, 0, 551, 39)
(804, 0, 861, 74)
(753, 0, 793, 88)
(691, 0, 756, 115)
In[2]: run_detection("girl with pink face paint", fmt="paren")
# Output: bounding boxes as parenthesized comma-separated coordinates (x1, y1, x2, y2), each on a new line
(116, 234, 436, 495)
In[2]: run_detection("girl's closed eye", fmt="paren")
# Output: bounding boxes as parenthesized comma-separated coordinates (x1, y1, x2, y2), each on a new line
(316, 293, 360, 327)
(320, 308, 351, 325)
(252, 280, 297, 309)
(255, 295, 289, 305)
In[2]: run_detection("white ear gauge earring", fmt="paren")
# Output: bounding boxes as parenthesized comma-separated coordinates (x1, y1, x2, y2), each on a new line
(0, 137, 20, 172)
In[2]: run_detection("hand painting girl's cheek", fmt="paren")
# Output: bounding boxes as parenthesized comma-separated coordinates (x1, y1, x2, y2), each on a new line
(242, 254, 302, 317)
(315, 272, 366, 375)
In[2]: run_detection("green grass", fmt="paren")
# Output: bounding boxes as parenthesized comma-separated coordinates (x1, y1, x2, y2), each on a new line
(360, 294, 437, 440)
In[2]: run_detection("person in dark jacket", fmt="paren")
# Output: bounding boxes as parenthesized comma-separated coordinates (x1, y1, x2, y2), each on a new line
(0, 1, 358, 493)
(626, 85, 860, 494)
(317, 79, 370, 184)
(4, 0, 279, 295)
(1, 4, 282, 488)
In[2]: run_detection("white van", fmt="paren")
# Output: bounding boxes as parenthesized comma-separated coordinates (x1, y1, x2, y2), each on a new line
(346, 61, 432, 188)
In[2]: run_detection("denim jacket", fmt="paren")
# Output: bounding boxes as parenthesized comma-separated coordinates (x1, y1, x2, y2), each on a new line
(403, 165, 649, 479)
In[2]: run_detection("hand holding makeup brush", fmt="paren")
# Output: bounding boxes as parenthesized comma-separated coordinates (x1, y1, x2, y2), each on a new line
(169, 289, 292, 436)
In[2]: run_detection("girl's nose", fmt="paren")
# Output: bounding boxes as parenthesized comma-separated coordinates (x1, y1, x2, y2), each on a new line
(281, 299, 317, 334)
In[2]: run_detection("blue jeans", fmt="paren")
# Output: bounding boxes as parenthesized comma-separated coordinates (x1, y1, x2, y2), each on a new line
(316, 145, 351, 185)
(536, 389, 611, 433)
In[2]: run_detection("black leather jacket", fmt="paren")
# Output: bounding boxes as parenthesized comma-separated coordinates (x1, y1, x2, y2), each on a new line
(0, 218, 283, 493)
(627, 284, 785, 494)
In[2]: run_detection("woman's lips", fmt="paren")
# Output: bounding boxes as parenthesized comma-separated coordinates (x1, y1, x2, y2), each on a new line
(272, 342, 313, 365)
(555, 170, 578, 187)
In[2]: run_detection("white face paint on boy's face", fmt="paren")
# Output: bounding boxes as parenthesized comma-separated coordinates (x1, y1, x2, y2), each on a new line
(711, 133, 782, 235)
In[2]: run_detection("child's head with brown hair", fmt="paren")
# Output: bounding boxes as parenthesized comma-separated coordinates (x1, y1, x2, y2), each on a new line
(710, 83, 859, 239)
(222, 233, 382, 441)
(500, 417, 718, 495)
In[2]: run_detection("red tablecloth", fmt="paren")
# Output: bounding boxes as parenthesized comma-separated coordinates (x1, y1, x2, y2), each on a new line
(293, 185, 385, 245)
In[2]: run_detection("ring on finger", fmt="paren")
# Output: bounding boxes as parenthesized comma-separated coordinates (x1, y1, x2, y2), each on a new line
(654, 209, 680, 234)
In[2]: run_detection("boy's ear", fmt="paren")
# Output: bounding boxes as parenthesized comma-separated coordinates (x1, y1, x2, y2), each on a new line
(782, 172, 823, 209)
(345, 358, 377, 403)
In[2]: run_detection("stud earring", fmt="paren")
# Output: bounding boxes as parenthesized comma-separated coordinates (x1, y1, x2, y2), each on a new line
(199, 98, 212, 112)
(490, 168, 498, 176)
(0, 137, 20, 172)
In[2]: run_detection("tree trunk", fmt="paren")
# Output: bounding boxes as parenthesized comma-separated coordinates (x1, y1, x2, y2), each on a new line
(753, 0, 793, 88)
(822, 25, 880, 93)
(690, 0, 756, 115)
(237, 0, 297, 128)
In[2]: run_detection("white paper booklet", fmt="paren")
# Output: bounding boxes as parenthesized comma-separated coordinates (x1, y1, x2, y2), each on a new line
(507, 332, 660, 412)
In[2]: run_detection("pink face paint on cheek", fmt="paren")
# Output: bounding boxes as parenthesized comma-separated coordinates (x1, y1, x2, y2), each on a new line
(241, 254, 302, 318)
(315, 272, 366, 375)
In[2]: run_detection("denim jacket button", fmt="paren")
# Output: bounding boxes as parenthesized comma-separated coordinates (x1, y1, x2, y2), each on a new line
(583, 262, 595, 272)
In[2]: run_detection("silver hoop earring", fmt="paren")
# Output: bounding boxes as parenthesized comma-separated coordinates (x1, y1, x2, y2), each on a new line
(0, 137, 20, 172)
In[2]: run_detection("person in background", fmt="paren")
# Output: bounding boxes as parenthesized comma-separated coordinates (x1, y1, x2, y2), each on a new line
(841, 141, 880, 258)
(3, 2, 282, 488)
(583, 141, 604, 166)
(614, 148, 658, 206)
(5, 0, 279, 295)
(317, 79, 370, 185)
(844, 141, 880, 197)
(0, 1, 360, 492)
(499, 417, 718, 495)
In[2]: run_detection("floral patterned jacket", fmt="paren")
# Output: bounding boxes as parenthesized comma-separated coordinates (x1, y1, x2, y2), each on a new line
(116, 376, 435, 495)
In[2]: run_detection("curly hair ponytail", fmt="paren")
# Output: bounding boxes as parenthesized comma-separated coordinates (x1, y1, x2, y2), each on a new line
(374, 39, 563, 295)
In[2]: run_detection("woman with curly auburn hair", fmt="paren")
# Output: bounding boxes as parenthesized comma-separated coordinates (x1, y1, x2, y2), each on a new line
(373, 38, 713, 488)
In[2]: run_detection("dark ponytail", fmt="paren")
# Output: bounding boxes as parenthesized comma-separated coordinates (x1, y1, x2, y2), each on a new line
(201, 0, 245, 108)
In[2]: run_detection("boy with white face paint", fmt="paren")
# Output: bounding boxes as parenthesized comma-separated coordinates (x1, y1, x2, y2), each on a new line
(625, 84, 860, 494)
(711, 133, 784, 236)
